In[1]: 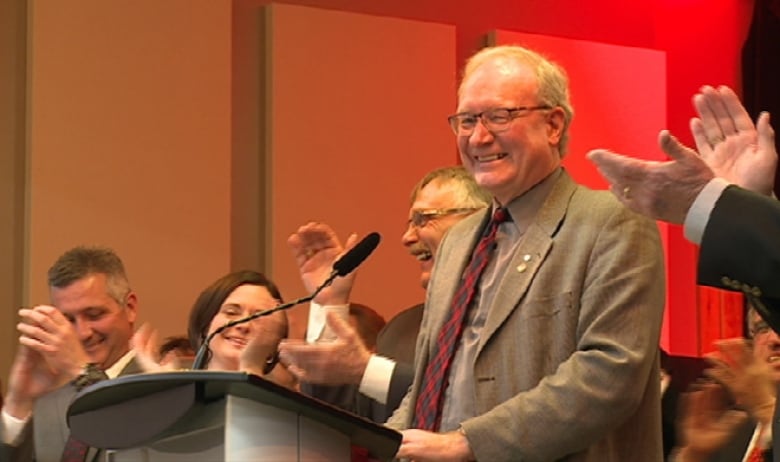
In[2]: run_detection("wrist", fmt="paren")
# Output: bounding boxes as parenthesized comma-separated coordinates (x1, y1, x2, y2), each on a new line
(456, 426, 476, 461)
(2, 393, 34, 420)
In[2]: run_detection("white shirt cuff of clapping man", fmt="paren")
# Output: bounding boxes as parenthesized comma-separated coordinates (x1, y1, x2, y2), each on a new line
(359, 354, 396, 404)
(684, 178, 730, 245)
(306, 301, 350, 343)
(1, 411, 27, 446)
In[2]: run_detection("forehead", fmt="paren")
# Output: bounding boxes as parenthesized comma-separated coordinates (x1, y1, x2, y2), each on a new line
(223, 284, 276, 307)
(411, 180, 462, 210)
(458, 59, 539, 111)
(50, 274, 118, 313)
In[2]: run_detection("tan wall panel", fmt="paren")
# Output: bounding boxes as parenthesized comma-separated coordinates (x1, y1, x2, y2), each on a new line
(26, 0, 233, 341)
(0, 0, 27, 389)
(266, 5, 457, 337)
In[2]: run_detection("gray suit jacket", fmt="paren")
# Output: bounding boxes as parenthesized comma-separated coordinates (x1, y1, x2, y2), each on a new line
(2, 358, 142, 462)
(387, 171, 666, 461)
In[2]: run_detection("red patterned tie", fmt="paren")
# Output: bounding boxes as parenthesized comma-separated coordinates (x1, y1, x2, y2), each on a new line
(60, 369, 108, 462)
(413, 207, 508, 431)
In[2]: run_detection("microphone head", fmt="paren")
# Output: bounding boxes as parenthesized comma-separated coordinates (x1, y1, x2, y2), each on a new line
(333, 232, 381, 276)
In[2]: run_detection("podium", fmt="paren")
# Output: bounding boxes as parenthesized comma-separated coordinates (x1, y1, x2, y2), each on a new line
(66, 371, 402, 461)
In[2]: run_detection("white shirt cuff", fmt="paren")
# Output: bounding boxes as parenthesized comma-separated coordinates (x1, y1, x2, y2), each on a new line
(306, 301, 349, 343)
(1, 409, 29, 446)
(359, 354, 396, 404)
(683, 178, 730, 245)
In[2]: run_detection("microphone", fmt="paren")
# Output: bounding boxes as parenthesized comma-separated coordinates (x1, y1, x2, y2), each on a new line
(191, 232, 381, 370)
(333, 232, 381, 276)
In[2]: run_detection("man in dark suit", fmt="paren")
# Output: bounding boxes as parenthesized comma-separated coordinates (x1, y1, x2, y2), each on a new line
(0, 246, 142, 462)
(278, 166, 491, 422)
(588, 85, 778, 320)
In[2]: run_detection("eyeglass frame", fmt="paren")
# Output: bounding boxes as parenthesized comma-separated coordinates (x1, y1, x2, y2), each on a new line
(749, 318, 774, 338)
(447, 105, 553, 136)
(408, 207, 485, 228)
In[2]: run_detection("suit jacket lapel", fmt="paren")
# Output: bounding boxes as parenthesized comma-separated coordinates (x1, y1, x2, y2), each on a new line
(424, 209, 491, 358)
(479, 172, 577, 353)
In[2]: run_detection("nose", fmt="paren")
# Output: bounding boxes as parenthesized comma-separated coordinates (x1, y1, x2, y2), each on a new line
(469, 118, 495, 145)
(73, 318, 94, 340)
(401, 223, 418, 247)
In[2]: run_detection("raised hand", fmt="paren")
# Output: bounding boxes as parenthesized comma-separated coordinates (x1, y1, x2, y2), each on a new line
(4, 345, 71, 419)
(17, 305, 90, 380)
(674, 381, 749, 462)
(704, 338, 776, 425)
(288, 222, 358, 304)
(278, 311, 372, 385)
(691, 85, 776, 196)
(130, 323, 179, 373)
(587, 129, 715, 224)
(239, 313, 298, 389)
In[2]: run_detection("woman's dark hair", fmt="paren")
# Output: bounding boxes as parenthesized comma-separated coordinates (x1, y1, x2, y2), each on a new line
(187, 270, 284, 350)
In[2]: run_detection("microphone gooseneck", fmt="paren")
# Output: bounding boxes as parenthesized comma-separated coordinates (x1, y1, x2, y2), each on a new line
(191, 231, 382, 370)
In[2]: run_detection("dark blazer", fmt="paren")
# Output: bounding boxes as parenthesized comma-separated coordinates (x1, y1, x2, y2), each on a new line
(697, 185, 780, 331)
(1, 358, 142, 462)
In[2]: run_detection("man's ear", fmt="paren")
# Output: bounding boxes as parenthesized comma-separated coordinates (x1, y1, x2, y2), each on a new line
(546, 107, 566, 146)
(124, 291, 139, 323)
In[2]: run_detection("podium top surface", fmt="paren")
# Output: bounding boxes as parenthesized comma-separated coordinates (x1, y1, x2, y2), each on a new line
(67, 371, 401, 461)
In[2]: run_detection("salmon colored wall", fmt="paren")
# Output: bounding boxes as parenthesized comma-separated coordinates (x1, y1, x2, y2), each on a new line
(25, 0, 233, 348)
(264, 5, 457, 339)
(0, 0, 26, 389)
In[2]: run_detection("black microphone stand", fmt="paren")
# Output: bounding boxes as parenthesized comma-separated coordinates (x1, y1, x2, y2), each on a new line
(191, 269, 340, 370)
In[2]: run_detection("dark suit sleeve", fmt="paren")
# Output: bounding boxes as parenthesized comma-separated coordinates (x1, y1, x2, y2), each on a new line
(1, 418, 34, 462)
(697, 186, 780, 327)
(386, 362, 414, 415)
(299, 382, 361, 415)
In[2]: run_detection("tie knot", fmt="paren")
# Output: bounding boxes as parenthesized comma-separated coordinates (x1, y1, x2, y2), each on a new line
(492, 207, 509, 224)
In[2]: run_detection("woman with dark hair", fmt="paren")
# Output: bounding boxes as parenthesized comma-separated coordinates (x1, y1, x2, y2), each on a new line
(133, 270, 296, 389)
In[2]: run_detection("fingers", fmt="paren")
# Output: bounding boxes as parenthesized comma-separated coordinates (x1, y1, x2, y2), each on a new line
(757, 111, 776, 158)
(693, 86, 732, 145)
(658, 130, 700, 164)
(17, 306, 71, 352)
(717, 85, 754, 133)
(586, 149, 647, 186)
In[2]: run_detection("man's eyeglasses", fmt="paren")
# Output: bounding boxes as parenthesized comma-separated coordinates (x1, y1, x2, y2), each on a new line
(750, 319, 773, 338)
(408, 208, 484, 228)
(447, 105, 552, 136)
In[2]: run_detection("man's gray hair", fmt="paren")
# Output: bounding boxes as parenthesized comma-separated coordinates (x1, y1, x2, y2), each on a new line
(409, 166, 492, 208)
(47, 246, 131, 305)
